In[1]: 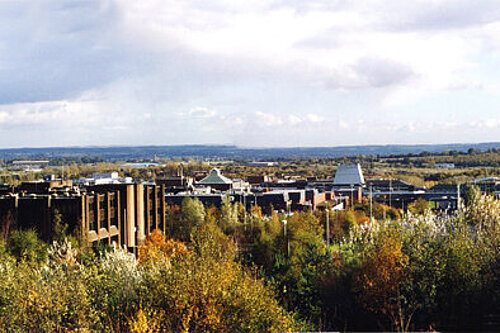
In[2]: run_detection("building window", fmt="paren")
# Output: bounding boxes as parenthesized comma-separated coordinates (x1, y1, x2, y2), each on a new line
(110, 216, 118, 228)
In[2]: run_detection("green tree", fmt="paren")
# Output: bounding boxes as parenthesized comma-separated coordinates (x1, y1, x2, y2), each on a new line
(344, 211, 357, 234)
(52, 209, 68, 242)
(408, 198, 429, 215)
(219, 195, 238, 234)
(173, 198, 206, 241)
(462, 184, 481, 209)
(6, 230, 47, 264)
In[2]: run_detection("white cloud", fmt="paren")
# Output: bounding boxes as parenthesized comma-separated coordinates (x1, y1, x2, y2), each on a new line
(231, 116, 244, 126)
(255, 111, 283, 127)
(0, 112, 9, 123)
(187, 107, 217, 118)
(485, 118, 499, 128)
(119, 1, 493, 90)
(468, 118, 500, 129)
(0, 0, 499, 146)
(305, 114, 324, 123)
(0, 100, 98, 126)
(339, 120, 349, 129)
(288, 115, 302, 126)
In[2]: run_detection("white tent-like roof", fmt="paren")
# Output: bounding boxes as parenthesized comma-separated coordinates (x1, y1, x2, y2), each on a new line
(333, 164, 365, 185)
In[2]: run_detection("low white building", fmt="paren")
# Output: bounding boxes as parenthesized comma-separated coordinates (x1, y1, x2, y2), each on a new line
(248, 161, 275, 167)
(74, 172, 133, 186)
(435, 163, 455, 168)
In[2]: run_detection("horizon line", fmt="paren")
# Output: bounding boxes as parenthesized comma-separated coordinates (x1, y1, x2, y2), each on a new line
(0, 141, 499, 151)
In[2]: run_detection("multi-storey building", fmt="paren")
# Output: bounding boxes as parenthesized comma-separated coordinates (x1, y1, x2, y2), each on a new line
(0, 181, 166, 252)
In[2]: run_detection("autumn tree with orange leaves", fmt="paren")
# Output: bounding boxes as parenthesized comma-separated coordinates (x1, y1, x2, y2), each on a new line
(353, 225, 410, 331)
(137, 229, 190, 267)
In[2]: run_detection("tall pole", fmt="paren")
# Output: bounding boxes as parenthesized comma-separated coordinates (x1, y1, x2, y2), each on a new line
(243, 194, 247, 232)
(250, 203, 254, 231)
(389, 178, 392, 207)
(350, 184, 354, 206)
(282, 220, 289, 257)
(369, 184, 373, 222)
(326, 209, 330, 247)
(287, 230, 290, 258)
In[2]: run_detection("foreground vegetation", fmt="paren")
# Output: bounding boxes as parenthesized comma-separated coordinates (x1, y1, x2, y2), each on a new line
(0, 187, 498, 331)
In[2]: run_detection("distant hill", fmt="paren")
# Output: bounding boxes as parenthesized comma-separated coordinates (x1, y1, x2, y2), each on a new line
(0, 142, 499, 160)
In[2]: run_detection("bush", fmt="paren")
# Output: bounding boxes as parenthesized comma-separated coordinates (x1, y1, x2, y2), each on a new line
(6, 230, 47, 264)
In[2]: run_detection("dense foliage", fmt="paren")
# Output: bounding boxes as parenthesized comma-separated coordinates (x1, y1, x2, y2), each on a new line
(0, 212, 299, 332)
(0, 191, 498, 331)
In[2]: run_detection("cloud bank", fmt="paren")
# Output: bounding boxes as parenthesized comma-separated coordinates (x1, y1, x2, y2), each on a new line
(0, 0, 499, 147)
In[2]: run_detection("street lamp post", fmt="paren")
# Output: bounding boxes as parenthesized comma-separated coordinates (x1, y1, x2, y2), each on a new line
(369, 184, 373, 222)
(281, 219, 289, 257)
(325, 208, 330, 247)
(389, 177, 392, 207)
(350, 184, 354, 206)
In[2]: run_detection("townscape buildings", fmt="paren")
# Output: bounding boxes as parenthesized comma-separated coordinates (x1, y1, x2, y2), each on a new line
(0, 163, 498, 252)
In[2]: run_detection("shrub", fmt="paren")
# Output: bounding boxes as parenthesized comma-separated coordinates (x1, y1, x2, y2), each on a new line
(6, 230, 47, 264)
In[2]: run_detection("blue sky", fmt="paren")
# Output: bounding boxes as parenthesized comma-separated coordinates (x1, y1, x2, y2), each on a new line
(0, 0, 499, 147)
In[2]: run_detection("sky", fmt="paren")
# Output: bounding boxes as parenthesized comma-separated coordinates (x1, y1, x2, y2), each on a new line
(0, 0, 499, 148)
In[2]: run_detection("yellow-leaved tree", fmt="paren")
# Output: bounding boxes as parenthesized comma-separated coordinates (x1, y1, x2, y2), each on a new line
(137, 229, 190, 267)
(144, 221, 300, 332)
(353, 225, 409, 331)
